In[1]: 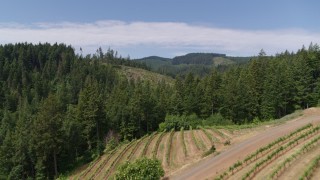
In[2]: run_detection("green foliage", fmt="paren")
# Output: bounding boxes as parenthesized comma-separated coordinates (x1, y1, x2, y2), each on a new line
(118, 66, 174, 85)
(190, 126, 201, 151)
(224, 140, 231, 146)
(299, 154, 320, 180)
(210, 127, 230, 140)
(200, 126, 218, 143)
(142, 132, 157, 156)
(115, 158, 164, 180)
(242, 125, 319, 179)
(216, 124, 314, 178)
(2, 42, 320, 179)
(102, 140, 137, 179)
(152, 131, 166, 159)
(78, 155, 103, 179)
(0, 43, 169, 179)
(180, 127, 188, 157)
(133, 56, 171, 71)
(88, 148, 117, 179)
(134, 53, 247, 77)
(108, 79, 167, 141)
(77, 75, 105, 152)
(202, 145, 216, 157)
(172, 53, 226, 65)
(98, 47, 150, 70)
(32, 94, 64, 178)
(158, 122, 167, 132)
(202, 113, 233, 126)
(104, 137, 118, 153)
(166, 129, 175, 166)
(127, 135, 148, 161)
(161, 114, 199, 131)
(161, 113, 233, 131)
(270, 133, 320, 179)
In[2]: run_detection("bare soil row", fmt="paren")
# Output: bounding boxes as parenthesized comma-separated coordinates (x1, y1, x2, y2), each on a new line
(73, 126, 241, 179)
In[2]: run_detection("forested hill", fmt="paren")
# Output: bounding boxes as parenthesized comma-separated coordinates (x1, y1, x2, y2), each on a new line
(1, 43, 320, 179)
(172, 53, 226, 65)
(134, 53, 251, 77)
(0, 43, 171, 179)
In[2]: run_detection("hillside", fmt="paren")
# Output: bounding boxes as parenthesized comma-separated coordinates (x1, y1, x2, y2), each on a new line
(134, 56, 171, 70)
(212, 57, 235, 66)
(172, 108, 320, 180)
(70, 123, 262, 179)
(0, 43, 175, 179)
(172, 53, 226, 65)
(68, 109, 320, 180)
(2, 43, 320, 180)
(133, 53, 251, 77)
(116, 65, 174, 85)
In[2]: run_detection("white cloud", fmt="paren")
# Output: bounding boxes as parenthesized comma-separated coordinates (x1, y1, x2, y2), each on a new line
(0, 20, 319, 57)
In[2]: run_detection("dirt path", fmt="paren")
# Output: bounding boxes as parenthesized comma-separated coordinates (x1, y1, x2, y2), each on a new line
(170, 111, 320, 180)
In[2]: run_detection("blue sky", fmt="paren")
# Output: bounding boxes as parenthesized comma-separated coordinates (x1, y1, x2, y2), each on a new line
(1, 0, 320, 58)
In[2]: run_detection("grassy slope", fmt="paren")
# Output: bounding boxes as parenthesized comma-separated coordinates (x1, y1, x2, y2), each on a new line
(117, 65, 174, 85)
(134, 56, 171, 70)
(212, 57, 235, 66)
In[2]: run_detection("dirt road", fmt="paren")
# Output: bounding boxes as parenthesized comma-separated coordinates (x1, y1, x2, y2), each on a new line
(170, 110, 320, 180)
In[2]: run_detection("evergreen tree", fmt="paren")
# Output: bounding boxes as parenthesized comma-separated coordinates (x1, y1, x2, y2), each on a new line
(77, 76, 104, 152)
(32, 94, 64, 179)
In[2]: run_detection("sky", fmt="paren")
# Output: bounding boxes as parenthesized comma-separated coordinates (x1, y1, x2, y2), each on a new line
(1, 0, 320, 58)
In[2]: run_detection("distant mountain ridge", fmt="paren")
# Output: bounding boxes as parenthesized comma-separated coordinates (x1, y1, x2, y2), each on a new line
(134, 53, 251, 77)
(172, 53, 226, 65)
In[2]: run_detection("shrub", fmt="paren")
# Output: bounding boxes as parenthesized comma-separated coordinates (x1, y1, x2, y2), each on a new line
(160, 113, 233, 131)
(202, 113, 233, 126)
(224, 140, 231, 146)
(115, 158, 164, 180)
(181, 127, 188, 157)
(158, 122, 167, 132)
(202, 145, 216, 157)
(104, 137, 118, 153)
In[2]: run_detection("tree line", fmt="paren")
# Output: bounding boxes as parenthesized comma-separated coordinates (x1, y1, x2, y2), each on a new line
(162, 46, 320, 129)
(0, 43, 320, 179)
